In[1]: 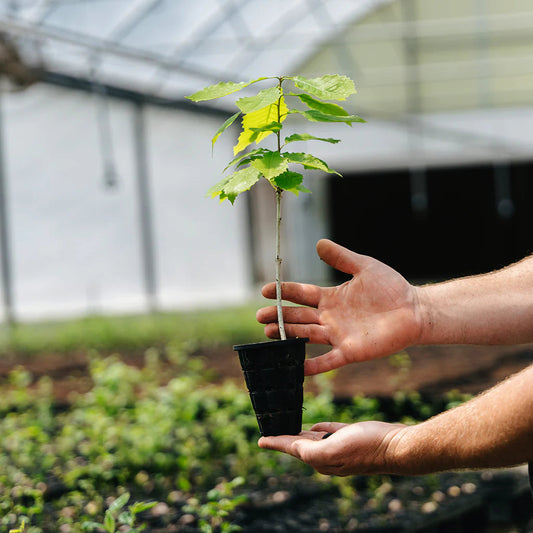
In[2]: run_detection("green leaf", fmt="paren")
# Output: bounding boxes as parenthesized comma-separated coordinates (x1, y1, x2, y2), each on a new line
(206, 175, 234, 198)
(129, 501, 158, 515)
(223, 148, 268, 172)
(186, 81, 249, 102)
(249, 121, 282, 142)
(290, 108, 365, 125)
(109, 493, 130, 513)
(291, 74, 356, 100)
(284, 152, 341, 176)
(118, 511, 134, 527)
(250, 151, 288, 180)
(212, 112, 241, 149)
(236, 87, 281, 113)
(273, 171, 303, 189)
(104, 512, 115, 533)
(81, 521, 104, 531)
(220, 166, 262, 204)
(185, 77, 268, 102)
(295, 93, 350, 116)
(284, 133, 340, 145)
(273, 171, 312, 196)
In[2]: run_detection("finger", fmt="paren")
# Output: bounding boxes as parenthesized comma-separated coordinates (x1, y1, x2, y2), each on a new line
(264, 323, 329, 344)
(261, 282, 322, 308)
(258, 431, 323, 456)
(310, 422, 347, 433)
(316, 239, 373, 276)
(256, 305, 320, 325)
(304, 348, 351, 375)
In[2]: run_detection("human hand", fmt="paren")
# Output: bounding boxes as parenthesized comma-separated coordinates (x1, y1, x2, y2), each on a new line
(256, 239, 424, 375)
(258, 421, 406, 476)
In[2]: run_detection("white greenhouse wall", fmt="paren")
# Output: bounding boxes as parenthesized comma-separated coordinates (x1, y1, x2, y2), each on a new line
(0, 83, 250, 321)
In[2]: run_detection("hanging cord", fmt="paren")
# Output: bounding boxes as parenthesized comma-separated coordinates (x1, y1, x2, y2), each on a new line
(90, 62, 119, 189)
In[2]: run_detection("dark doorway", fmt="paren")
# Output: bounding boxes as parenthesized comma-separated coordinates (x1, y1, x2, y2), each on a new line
(329, 162, 533, 282)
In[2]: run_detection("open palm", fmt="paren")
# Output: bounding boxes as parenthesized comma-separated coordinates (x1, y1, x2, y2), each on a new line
(256, 239, 424, 375)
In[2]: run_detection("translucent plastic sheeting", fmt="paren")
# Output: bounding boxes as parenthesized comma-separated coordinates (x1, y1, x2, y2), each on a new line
(0, 0, 393, 102)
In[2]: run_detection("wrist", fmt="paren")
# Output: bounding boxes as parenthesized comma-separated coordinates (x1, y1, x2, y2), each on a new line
(383, 423, 452, 476)
(412, 285, 436, 346)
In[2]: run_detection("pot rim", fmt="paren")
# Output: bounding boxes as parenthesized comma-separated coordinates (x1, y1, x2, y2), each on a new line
(233, 337, 309, 351)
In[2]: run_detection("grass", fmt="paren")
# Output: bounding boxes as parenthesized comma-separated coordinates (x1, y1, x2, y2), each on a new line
(0, 303, 266, 357)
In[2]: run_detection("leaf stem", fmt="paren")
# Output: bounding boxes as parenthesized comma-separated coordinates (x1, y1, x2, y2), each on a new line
(275, 77, 286, 341)
(275, 186, 286, 341)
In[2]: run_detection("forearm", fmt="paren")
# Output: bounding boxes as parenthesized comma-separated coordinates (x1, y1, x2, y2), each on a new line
(387, 364, 533, 475)
(416, 255, 533, 345)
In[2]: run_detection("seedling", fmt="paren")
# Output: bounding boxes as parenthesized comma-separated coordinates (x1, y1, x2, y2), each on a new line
(186, 74, 363, 339)
(82, 492, 157, 533)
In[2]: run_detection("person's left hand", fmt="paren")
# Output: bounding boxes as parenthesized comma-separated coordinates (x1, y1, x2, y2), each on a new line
(258, 421, 407, 476)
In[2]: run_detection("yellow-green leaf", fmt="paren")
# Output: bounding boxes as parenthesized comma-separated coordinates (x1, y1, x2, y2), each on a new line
(185, 77, 269, 102)
(222, 167, 262, 203)
(295, 93, 350, 116)
(284, 133, 340, 145)
(284, 152, 341, 176)
(290, 108, 365, 125)
(236, 87, 281, 114)
(234, 97, 288, 155)
(212, 111, 241, 149)
(251, 151, 288, 180)
(291, 74, 356, 100)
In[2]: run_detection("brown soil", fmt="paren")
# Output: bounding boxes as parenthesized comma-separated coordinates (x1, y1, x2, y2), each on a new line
(1, 342, 532, 403)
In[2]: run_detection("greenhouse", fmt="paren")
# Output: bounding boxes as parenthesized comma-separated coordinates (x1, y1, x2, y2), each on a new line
(0, 1, 532, 532)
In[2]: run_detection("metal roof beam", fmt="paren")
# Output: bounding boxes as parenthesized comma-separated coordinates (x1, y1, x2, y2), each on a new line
(0, 14, 240, 84)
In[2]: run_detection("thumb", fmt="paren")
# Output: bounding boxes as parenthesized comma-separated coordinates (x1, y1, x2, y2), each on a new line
(316, 239, 373, 276)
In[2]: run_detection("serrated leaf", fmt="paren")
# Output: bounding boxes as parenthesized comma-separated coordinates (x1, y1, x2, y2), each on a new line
(212, 112, 241, 149)
(220, 166, 261, 203)
(234, 97, 288, 155)
(284, 152, 341, 176)
(273, 171, 303, 190)
(223, 148, 268, 172)
(185, 77, 268, 102)
(250, 121, 282, 142)
(251, 151, 288, 180)
(284, 133, 340, 145)
(295, 93, 350, 116)
(236, 87, 281, 113)
(109, 493, 130, 513)
(186, 81, 249, 102)
(290, 108, 365, 125)
(206, 175, 234, 198)
(292, 74, 356, 100)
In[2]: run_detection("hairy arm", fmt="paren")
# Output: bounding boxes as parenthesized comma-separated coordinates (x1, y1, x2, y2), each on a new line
(258, 240, 533, 374)
(259, 364, 533, 475)
(417, 255, 533, 346)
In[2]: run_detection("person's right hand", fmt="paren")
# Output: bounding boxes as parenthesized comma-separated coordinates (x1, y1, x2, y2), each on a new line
(256, 239, 425, 376)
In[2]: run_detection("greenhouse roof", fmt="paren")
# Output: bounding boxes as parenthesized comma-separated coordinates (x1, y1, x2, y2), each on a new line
(0, 0, 393, 101)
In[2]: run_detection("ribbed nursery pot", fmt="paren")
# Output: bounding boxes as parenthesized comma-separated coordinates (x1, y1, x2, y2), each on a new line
(233, 337, 308, 436)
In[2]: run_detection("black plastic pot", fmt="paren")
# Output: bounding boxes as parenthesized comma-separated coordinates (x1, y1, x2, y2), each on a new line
(233, 337, 308, 436)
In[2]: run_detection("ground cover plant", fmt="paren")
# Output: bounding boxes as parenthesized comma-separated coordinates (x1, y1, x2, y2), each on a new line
(1, 336, 508, 532)
(0, 305, 264, 357)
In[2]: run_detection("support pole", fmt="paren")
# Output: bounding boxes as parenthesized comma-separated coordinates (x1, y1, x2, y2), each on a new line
(133, 101, 157, 312)
(0, 91, 14, 326)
